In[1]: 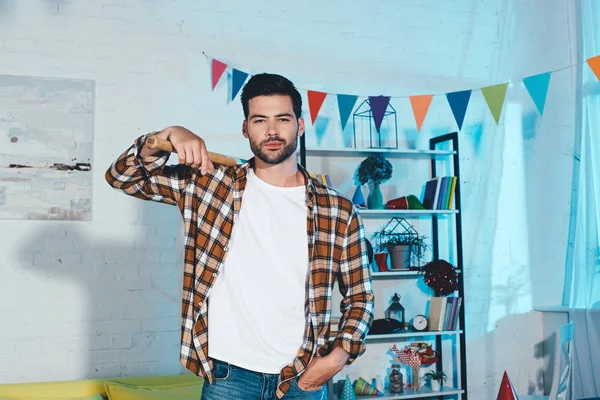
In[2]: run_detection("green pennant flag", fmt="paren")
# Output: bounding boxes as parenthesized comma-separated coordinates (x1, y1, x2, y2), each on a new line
(481, 83, 508, 124)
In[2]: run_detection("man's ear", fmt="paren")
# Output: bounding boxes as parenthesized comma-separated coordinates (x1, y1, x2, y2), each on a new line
(297, 117, 305, 137)
(242, 120, 249, 138)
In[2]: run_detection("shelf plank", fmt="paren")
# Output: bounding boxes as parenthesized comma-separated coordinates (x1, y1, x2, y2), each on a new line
(355, 386, 465, 399)
(357, 209, 458, 218)
(365, 330, 463, 340)
(329, 331, 463, 342)
(305, 147, 456, 158)
(371, 270, 422, 278)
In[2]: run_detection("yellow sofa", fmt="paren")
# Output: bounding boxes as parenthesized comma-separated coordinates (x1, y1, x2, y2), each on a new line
(0, 374, 204, 399)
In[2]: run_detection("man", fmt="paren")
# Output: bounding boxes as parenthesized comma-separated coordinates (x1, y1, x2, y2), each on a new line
(105, 73, 374, 399)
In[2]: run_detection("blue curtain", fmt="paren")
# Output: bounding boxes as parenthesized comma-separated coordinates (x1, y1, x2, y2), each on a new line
(561, 1, 600, 398)
(563, 0, 600, 314)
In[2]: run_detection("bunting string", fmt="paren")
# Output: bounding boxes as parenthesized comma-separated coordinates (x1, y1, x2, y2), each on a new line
(203, 51, 600, 133)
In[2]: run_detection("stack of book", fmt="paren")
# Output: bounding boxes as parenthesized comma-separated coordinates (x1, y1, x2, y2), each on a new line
(310, 173, 333, 188)
(428, 296, 462, 331)
(423, 176, 457, 210)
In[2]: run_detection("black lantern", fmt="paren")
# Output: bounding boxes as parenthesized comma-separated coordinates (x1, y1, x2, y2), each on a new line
(385, 293, 406, 329)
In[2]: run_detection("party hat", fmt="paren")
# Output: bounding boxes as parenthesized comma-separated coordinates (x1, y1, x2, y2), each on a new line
(496, 371, 519, 400)
(339, 375, 357, 400)
(354, 377, 384, 396)
(352, 186, 366, 208)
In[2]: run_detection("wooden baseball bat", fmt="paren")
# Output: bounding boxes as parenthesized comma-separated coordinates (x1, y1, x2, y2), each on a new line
(146, 136, 246, 167)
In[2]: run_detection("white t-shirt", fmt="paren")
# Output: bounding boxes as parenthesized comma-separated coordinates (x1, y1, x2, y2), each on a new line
(207, 167, 309, 373)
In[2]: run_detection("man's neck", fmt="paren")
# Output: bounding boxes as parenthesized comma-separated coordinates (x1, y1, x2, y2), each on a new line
(252, 157, 303, 188)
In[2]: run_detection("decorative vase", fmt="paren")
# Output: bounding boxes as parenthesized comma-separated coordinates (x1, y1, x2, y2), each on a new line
(430, 379, 441, 392)
(411, 366, 420, 391)
(368, 183, 384, 209)
(374, 252, 388, 272)
(388, 244, 411, 269)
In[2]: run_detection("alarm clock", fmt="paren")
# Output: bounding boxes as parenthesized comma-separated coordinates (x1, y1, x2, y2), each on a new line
(411, 314, 429, 332)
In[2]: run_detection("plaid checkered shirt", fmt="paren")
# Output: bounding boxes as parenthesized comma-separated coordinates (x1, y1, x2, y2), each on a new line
(105, 134, 375, 398)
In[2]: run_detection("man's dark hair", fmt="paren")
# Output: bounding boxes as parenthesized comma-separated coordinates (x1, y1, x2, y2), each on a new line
(240, 73, 302, 120)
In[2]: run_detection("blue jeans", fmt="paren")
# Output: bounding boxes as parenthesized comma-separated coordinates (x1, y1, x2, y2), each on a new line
(200, 359, 328, 400)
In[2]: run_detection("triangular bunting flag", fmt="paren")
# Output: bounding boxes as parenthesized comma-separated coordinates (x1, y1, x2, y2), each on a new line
(496, 371, 518, 400)
(231, 69, 249, 101)
(446, 90, 472, 130)
(409, 94, 434, 132)
(339, 375, 357, 400)
(587, 55, 600, 81)
(354, 377, 384, 396)
(481, 83, 508, 124)
(523, 72, 551, 115)
(337, 94, 359, 131)
(307, 90, 327, 125)
(368, 96, 391, 133)
(211, 59, 227, 91)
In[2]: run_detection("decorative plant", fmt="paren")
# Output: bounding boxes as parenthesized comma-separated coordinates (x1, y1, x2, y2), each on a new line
(391, 342, 439, 366)
(357, 155, 393, 186)
(391, 342, 438, 391)
(378, 233, 429, 268)
(421, 259, 460, 296)
(424, 370, 447, 383)
(412, 342, 438, 366)
(377, 233, 429, 263)
(372, 218, 429, 268)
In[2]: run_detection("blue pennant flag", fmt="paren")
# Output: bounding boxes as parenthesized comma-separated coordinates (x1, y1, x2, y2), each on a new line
(523, 72, 551, 115)
(446, 90, 472, 131)
(231, 69, 249, 101)
(337, 94, 359, 131)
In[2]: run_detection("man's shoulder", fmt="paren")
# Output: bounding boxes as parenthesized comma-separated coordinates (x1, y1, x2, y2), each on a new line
(188, 164, 238, 191)
(207, 163, 244, 179)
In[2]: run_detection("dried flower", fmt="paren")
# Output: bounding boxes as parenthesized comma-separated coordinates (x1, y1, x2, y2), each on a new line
(357, 155, 393, 186)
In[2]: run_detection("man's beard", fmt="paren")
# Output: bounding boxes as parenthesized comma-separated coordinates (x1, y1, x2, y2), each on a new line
(249, 133, 298, 165)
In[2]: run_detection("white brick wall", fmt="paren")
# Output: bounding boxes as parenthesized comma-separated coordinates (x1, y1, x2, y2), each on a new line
(0, 0, 578, 398)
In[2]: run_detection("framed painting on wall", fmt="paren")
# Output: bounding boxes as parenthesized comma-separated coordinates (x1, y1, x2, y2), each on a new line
(0, 75, 95, 220)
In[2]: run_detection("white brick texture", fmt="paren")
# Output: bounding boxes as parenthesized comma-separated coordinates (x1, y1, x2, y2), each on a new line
(0, 0, 578, 398)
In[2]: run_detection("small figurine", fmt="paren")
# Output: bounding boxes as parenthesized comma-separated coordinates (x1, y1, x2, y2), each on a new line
(389, 364, 403, 393)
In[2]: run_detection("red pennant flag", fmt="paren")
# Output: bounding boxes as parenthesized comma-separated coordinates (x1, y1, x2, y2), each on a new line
(307, 90, 327, 125)
(409, 94, 434, 132)
(587, 55, 600, 81)
(211, 59, 227, 90)
(496, 371, 518, 400)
